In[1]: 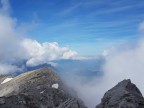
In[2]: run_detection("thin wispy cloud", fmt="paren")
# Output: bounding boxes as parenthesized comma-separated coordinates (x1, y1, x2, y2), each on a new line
(27, 0, 144, 56)
(54, 3, 82, 17)
(88, 2, 144, 16)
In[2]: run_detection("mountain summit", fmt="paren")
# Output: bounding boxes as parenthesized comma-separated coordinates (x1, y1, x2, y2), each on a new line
(0, 67, 86, 108)
(96, 79, 144, 108)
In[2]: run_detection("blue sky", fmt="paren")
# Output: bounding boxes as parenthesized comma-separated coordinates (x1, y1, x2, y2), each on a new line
(8, 0, 144, 55)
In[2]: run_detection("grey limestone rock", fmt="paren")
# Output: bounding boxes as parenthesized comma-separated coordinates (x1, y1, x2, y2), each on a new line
(0, 67, 87, 108)
(96, 79, 144, 108)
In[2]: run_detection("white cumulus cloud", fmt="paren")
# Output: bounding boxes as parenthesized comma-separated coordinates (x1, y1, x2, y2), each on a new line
(0, 0, 79, 74)
(22, 39, 77, 66)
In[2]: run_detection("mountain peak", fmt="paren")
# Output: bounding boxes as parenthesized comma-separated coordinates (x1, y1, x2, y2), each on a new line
(0, 67, 86, 108)
(96, 79, 144, 108)
(0, 66, 62, 97)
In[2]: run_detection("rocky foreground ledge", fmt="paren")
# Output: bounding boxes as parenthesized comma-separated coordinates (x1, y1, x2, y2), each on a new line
(96, 79, 144, 108)
(0, 67, 87, 108)
(1, 67, 144, 108)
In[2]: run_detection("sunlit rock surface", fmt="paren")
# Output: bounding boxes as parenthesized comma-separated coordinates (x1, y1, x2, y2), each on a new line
(0, 67, 87, 108)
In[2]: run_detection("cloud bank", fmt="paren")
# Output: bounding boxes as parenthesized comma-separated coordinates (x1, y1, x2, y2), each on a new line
(66, 21, 144, 108)
(0, 0, 78, 74)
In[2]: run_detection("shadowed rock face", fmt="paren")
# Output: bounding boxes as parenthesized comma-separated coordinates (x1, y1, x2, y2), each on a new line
(96, 79, 144, 108)
(0, 67, 87, 108)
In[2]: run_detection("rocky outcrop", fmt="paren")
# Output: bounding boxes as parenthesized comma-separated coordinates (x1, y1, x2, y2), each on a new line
(96, 79, 144, 108)
(0, 67, 87, 108)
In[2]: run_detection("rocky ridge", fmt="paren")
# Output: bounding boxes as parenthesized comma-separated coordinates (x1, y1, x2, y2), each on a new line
(1, 67, 144, 108)
(0, 67, 86, 108)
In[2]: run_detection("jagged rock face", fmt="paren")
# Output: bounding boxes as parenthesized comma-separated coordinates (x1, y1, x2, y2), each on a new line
(0, 67, 87, 108)
(96, 79, 144, 108)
